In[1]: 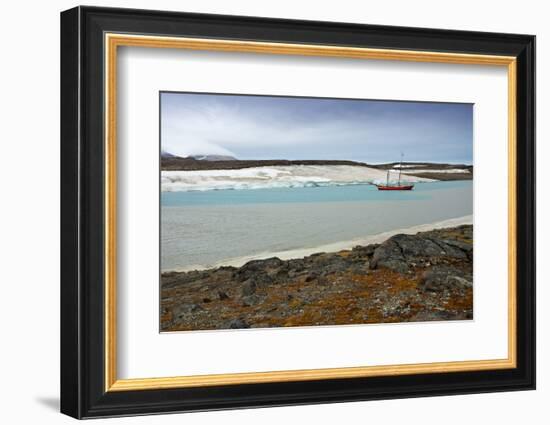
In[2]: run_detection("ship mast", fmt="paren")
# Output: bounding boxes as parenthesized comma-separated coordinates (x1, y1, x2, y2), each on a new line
(398, 152, 404, 185)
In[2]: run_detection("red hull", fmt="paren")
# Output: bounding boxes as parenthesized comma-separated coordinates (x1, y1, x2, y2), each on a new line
(376, 184, 414, 191)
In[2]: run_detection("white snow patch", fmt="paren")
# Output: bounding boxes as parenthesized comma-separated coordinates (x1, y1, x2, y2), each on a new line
(402, 169, 470, 174)
(392, 164, 428, 169)
(161, 165, 434, 192)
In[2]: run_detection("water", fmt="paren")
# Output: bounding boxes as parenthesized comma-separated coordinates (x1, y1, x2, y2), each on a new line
(161, 181, 473, 271)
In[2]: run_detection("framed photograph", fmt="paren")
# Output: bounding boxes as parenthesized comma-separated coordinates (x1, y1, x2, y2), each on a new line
(60, 6, 535, 419)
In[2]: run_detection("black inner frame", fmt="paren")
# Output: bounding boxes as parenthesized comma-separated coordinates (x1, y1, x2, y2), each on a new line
(61, 6, 535, 419)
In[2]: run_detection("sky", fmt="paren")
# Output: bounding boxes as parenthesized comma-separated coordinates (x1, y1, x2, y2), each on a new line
(160, 91, 473, 164)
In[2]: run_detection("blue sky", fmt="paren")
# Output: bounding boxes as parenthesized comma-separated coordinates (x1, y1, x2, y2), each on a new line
(161, 92, 473, 164)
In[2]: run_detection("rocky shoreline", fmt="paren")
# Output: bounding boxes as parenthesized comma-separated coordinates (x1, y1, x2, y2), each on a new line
(161, 225, 473, 331)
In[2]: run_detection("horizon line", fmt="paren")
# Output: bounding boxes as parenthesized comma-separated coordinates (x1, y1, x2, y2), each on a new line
(162, 152, 473, 166)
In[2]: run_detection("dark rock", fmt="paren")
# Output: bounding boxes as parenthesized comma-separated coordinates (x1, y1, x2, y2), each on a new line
(172, 303, 203, 320)
(261, 257, 285, 269)
(440, 238, 473, 253)
(241, 279, 257, 296)
(161, 270, 209, 288)
(242, 294, 263, 307)
(324, 256, 349, 274)
(202, 297, 212, 303)
(217, 290, 229, 300)
(430, 239, 468, 259)
(234, 257, 283, 279)
(287, 270, 299, 278)
(420, 266, 472, 292)
(447, 275, 473, 289)
(227, 318, 250, 329)
(287, 258, 306, 272)
(369, 231, 472, 274)
(393, 234, 443, 258)
(370, 239, 407, 273)
(352, 244, 378, 256)
(381, 259, 409, 274)
(232, 258, 283, 286)
(304, 273, 317, 282)
(440, 238, 473, 260)
(267, 263, 290, 281)
(349, 263, 369, 274)
(217, 265, 237, 272)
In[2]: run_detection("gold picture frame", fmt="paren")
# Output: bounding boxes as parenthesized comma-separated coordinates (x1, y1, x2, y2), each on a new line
(104, 34, 517, 392)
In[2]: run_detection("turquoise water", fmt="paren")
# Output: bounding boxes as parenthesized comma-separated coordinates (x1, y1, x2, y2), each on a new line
(161, 181, 465, 207)
(161, 181, 473, 271)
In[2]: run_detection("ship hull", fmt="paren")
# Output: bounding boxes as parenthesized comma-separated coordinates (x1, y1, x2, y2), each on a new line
(376, 185, 414, 191)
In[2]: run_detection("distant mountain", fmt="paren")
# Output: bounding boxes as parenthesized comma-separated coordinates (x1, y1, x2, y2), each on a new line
(160, 150, 178, 158)
(161, 157, 370, 171)
(191, 155, 237, 161)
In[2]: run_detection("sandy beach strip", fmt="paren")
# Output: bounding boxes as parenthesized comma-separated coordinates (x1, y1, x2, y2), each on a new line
(169, 215, 473, 272)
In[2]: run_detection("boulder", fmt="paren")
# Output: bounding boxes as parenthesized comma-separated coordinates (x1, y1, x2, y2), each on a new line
(352, 243, 378, 256)
(241, 278, 257, 296)
(324, 256, 349, 274)
(370, 239, 408, 273)
(392, 234, 443, 258)
(227, 318, 250, 329)
(233, 258, 283, 285)
(420, 266, 472, 292)
(370, 232, 471, 274)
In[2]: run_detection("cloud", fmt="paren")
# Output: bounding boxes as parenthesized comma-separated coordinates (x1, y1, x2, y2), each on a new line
(160, 93, 473, 163)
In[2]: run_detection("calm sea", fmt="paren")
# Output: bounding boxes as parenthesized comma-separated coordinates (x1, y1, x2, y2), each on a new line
(161, 181, 473, 271)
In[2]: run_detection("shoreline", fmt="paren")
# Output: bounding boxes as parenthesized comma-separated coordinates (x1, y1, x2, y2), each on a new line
(164, 214, 473, 273)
